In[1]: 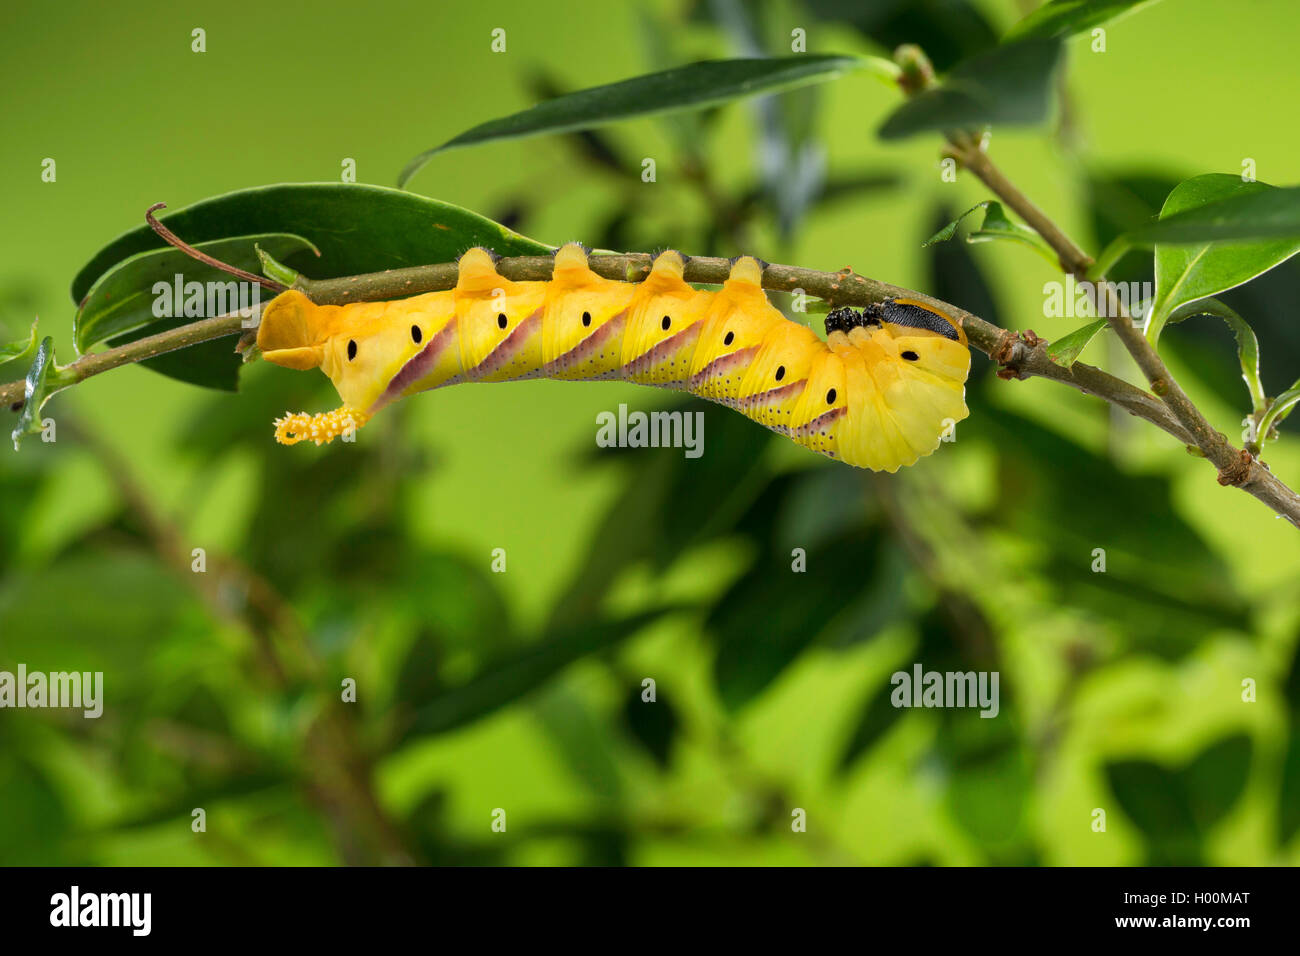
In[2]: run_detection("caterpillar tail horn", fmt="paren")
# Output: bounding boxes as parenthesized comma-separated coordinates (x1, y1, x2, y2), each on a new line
(273, 407, 371, 446)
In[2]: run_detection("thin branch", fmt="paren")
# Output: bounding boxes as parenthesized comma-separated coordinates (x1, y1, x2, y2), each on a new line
(1, 310, 255, 409)
(945, 134, 1300, 527)
(0, 256, 1196, 448)
(293, 255, 1196, 442)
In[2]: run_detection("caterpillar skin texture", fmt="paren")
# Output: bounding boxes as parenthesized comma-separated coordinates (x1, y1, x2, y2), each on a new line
(257, 244, 971, 472)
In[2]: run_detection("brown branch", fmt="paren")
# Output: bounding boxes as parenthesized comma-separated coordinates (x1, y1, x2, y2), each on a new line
(8, 247, 1294, 519)
(1, 310, 253, 410)
(0, 256, 1199, 449)
(946, 134, 1300, 527)
(295, 255, 1196, 443)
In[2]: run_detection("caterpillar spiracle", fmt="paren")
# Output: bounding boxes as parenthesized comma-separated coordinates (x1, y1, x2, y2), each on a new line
(256, 244, 971, 472)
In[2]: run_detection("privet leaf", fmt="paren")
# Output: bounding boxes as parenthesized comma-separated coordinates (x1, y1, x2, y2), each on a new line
(1143, 175, 1300, 344)
(75, 233, 319, 353)
(1047, 319, 1107, 368)
(923, 200, 1055, 263)
(72, 183, 552, 305)
(878, 38, 1062, 140)
(1005, 0, 1165, 41)
(400, 56, 890, 187)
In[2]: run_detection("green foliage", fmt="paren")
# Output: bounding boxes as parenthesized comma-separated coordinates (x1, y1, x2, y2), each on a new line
(1005, 0, 1165, 40)
(1144, 175, 1300, 343)
(877, 39, 1063, 139)
(72, 184, 552, 307)
(1047, 318, 1107, 368)
(400, 55, 893, 188)
(1105, 735, 1252, 865)
(1, 0, 1297, 869)
(924, 200, 1057, 264)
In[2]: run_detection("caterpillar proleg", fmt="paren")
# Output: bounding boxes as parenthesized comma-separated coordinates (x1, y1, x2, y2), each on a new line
(257, 245, 971, 472)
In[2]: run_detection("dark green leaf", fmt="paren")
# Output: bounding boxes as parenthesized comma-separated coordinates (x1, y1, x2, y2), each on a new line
(402, 609, 676, 740)
(1105, 734, 1252, 865)
(1104, 759, 1201, 863)
(72, 183, 552, 304)
(621, 688, 678, 768)
(400, 56, 886, 187)
(75, 233, 318, 352)
(1142, 176, 1300, 342)
(709, 531, 883, 711)
(1133, 177, 1300, 243)
(1182, 733, 1252, 830)
(878, 39, 1062, 140)
(1278, 731, 1300, 847)
(803, 0, 999, 72)
(1005, 0, 1164, 41)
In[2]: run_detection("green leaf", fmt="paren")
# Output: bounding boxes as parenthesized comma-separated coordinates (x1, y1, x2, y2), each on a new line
(399, 56, 889, 188)
(75, 233, 318, 352)
(72, 183, 553, 305)
(10, 336, 55, 450)
(401, 609, 676, 741)
(804, 0, 999, 73)
(1005, 0, 1164, 41)
(1144, 175, 1300, 343)
(1126, 181, 1300, 245)
(1168, 298, 1265, 412)
(925, 200, 1056, 263)
(0, 320, 40, 373)
(1104, 734, 1251, 865)
(1047, 318, 1107, 368)
(621, 690, 679, 768)
(878, 38, 1062, 140)
(709, 531, 885, 711)
(923, 201, 991, 245)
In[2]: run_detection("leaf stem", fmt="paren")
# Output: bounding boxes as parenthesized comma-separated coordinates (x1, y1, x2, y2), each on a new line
(146, 203, 288, 294)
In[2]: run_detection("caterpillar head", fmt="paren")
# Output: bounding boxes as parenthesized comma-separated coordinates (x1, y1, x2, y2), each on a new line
(258, 290, 424, 443)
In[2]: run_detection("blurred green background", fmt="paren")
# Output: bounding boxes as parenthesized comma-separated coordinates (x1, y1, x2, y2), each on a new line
(2, 0, 1299, 865)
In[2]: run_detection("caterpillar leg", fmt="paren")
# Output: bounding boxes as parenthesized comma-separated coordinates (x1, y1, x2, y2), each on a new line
(273, 407, 371, 445)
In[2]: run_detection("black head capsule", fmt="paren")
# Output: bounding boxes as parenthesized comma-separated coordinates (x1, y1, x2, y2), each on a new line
(824, 307, 862, 335)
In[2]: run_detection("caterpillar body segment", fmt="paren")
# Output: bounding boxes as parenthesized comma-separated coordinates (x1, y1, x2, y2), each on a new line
(257, 245, 971, 471)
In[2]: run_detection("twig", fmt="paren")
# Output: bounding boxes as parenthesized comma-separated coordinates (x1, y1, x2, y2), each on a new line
(945, 134, 1300, 527)
(5, 248, 1294, 521)
(0, 257, 1202, 447)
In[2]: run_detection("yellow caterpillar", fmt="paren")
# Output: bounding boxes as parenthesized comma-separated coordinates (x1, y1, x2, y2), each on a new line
(256, 244, 971, 472)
